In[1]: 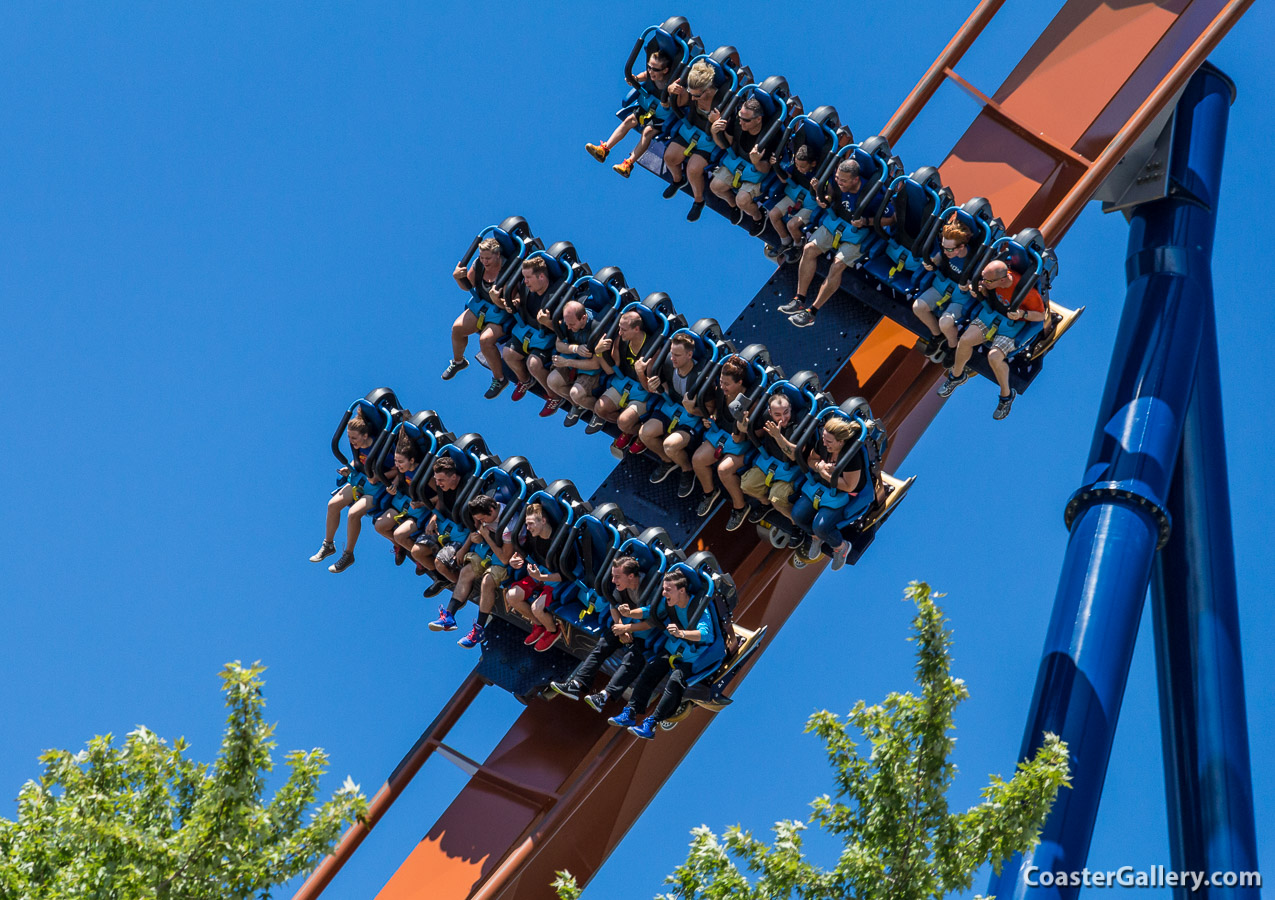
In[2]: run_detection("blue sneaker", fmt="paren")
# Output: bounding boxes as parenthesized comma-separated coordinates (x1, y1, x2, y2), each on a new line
(607, 707, 637, 729)
(628, 716, 657, 740)
(428, 607, 456, 632)
(457, 622, 485, 648)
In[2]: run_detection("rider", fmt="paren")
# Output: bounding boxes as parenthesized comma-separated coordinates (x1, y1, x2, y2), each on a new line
(447, 237, 513, 397)
(586, 48, 675, 178)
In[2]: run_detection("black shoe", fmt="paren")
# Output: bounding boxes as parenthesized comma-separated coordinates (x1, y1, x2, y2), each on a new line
(441, 358, 469, 380)
(778, 297, 805, 315)
(687, 200, 705, 222)
(584, 691, 609, 713)
(584, 414, 607, 435)
(993, 388, 1018, 420)
(483, 377, 509, 399)
(696, 487, 721, 517)
(780, 245, 803, 265)
(662, 180, 682, 199)
(729, 207, 745, 226)
(422, 577, 449, 599)
(549, 679, 584, 701)
(726, 507, 747, 531)
(747, 505, 768, 524)
(676, 469, 697, 498)
(789, 309, 816, 328)
(649, 460, 679, 484)
(563, 405, 582, 427)
(748, 215, 767, 237)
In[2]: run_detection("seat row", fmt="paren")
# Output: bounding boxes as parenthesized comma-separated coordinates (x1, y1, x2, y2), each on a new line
(449, 217, 913, 564)
(586, 16, 1082, 412)
(310, 389, 765, 722)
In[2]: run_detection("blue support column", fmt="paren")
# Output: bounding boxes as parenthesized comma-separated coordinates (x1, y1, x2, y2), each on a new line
(989, 65, 1233, 900)
(1151, 291, 1259, 898)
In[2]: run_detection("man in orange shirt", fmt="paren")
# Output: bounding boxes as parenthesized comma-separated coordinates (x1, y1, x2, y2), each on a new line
(937, 260, 1047, 420)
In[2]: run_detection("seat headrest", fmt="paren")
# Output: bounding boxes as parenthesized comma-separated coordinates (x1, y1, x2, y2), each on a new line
(481, 226, 519, 260)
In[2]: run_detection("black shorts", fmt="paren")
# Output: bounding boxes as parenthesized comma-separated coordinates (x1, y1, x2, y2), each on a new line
(644, 408, 700, 438)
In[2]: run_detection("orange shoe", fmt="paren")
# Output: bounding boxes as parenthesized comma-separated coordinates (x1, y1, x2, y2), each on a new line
(586, 142, 609, 162)
(613, 158, 633, 177)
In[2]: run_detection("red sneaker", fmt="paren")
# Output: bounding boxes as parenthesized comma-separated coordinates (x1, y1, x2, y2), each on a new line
(539, 397, 564, 417)
(393, 545, 407, 566)
(535, 628, 562, 652)
(524, 624, 546, 646)
(613, 433, 634, 452)
(511, 380, 533, 402)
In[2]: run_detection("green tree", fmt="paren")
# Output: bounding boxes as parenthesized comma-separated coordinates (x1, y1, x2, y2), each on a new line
(0, 661, 367, 900)
(555, 582, 1070, 900)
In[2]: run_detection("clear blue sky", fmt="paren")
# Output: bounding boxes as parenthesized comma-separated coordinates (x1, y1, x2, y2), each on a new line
(2, 3, 1270, 898)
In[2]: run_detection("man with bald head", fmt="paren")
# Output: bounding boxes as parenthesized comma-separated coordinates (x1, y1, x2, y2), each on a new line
(937, 259, 1047, 420)
(546, 299, 601, 426)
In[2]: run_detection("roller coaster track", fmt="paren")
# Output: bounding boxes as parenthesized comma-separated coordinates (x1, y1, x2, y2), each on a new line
(292, 2, 1253, 898)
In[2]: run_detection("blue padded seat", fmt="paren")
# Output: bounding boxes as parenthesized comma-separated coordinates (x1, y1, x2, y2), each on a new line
(710, 76, 790, 188)
(861, 166, 952, 294)
(811, 136, 901, 257)
(597, 292, 680, 411)
(506, 242, 587, 359)
(643, 318, 723, 434)
(459, 216, 534, 332)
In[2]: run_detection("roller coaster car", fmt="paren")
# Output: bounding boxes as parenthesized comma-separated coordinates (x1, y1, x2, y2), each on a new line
(793, 398, 909, 564)
(506, 242, 591, 359)
(710, 76, 791, 191)
(861, 167, 953, 294)
(458, 216, 536, 331)
(643, 318, 725, 431)
(814, 137, 904, 256)
(554, 504, 628, 636)
(656, 552, 767, 726)
(329, 388, 402, 490)
(622, 17, 702, 116)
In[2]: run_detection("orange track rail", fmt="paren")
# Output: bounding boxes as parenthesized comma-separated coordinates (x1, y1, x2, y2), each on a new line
(293, 3, 1252, 898)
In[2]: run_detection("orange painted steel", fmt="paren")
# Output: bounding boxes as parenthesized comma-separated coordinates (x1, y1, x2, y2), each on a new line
(299, 3, 1254, 898)
(880, 0, 1007, 145)
(292, 674, 487, 900)
(934, 0, 1248, 234)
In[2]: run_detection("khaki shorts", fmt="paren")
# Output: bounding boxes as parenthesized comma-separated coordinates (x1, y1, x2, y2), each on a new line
(739, 466, 795, 517)
(916, 285, 964, 319)
(602, 386, 648, 416)
(464, 551, 508, 585)
(772, 196, 813, 222)
(711, 167, 763, 202)
(571, 371, 600, 393)
(809, 224, 864, 268)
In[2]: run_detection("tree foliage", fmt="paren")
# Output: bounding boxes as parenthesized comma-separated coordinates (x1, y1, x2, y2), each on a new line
(0, 661, 367, 900)
(555, 582, 1070, 900)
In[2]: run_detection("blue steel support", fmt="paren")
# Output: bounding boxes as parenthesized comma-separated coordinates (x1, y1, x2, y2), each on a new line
(990, 65, 1233, 900)
(1151, 290, 1259, 897)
